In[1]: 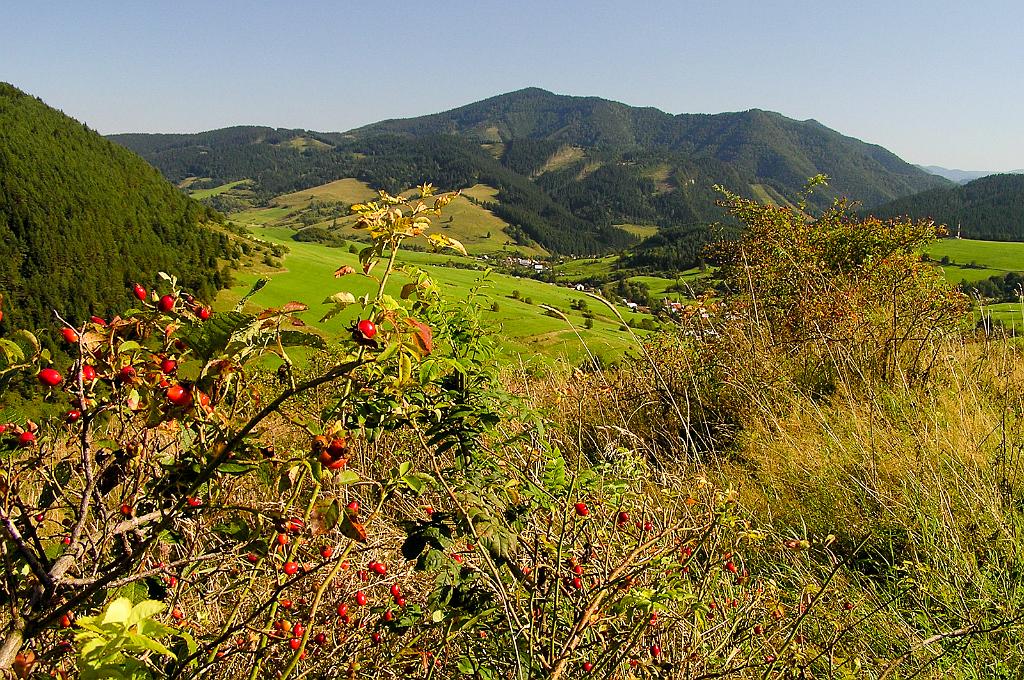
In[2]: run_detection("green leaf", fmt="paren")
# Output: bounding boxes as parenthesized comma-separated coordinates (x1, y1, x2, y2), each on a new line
(101, 598, 133, 624)
(178, 311, 253, 361)
(114, 582, 149, 605)
(127, 600, 165, 626)
(333, 470, 360, 485)
(212, 519, 251, 542)
(314, 499, 341, 533)
(126, 631, 175, 659)
(401, 472, 434, 496)
(375, 340, 401, 363)
(117, 340, 142, 354)
(235, 278, 269, 311)
(217, 461, 255, 475)
(320, 292, 356, 322)
(0, 338, 26, 365)
(278, 330, 327, 349)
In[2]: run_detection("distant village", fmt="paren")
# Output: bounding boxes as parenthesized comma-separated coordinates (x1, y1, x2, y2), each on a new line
(481, 253, 703, 320)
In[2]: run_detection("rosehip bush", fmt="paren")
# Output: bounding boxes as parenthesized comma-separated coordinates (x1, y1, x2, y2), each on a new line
(0, 184, 866, 680)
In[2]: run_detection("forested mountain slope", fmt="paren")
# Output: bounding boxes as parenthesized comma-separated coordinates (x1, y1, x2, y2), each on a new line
(870, 173, 1024, 241)
(0, 83, 229, 333)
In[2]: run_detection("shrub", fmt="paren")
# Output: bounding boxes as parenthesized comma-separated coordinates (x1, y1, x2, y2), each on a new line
(707, 178, 969, 383)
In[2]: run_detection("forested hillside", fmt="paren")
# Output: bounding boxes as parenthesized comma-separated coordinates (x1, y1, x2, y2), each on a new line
(870, 173, 1024, 240)
(111, 88, 948, 258)
(353, 88, 948, 208)
(0, 83, 230, 335)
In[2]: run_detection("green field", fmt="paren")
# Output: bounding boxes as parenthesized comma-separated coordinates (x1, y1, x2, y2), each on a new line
(230, 179, 543, 256)
(217, 227, 652, 366)
(925, 238, 1024, 283)
(628, 269, 708, 302)
(271, 178, 376, 207)
(188, 179, 251, 200)
(979, 301, 1024, 334)
(617, 223, 660, 239)
(552, 256, 619, 281)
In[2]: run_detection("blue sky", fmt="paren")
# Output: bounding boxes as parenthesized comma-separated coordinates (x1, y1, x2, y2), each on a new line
(2, 1, 1022, 170)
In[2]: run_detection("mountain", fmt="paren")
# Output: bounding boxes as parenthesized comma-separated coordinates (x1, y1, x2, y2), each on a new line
(0, 83, 230, 336)
(351, 88, 947, 205)
(110, 88, 949, 257)
(917, 165, 1023, 184)
(870, 173, 1024, 241)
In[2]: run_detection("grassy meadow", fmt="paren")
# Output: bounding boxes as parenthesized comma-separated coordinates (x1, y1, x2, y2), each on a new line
(926, 237, 1024, 283)
(218, 227, 653, 366)
(188, 179, 251, 200)
(230, 179, 545, 256)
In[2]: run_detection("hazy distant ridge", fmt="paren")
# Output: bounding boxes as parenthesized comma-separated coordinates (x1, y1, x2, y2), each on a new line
(918, 165, 1024, 185)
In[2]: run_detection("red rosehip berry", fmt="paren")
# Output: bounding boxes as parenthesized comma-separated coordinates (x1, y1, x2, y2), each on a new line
(355, 591, 367, 606)
(120, 504, 133, 516)
(356, 319, 377, 340)
(61, 328, 79, 344)
(282, 561, 299, 575)
(38, 368, 63, 387)
(320, 546, 334, 559)
(583, 662, 594, 672)
(65, 409, 81, 423)
(198, 307, 211, 320)
(573, 502, 589, 517)
(369, 561, 387, 575)
(289, 638, 301, 650)
(166, 384, 192, 407)
(650, 644, 661, 657)
(132, 284, 147, 301)
(390, 583, 401, 598)
(81, 364, 97, 381)
(345, 500, 359, 515)
(158, 295, 175, 313)
(17, 431, 36, 447)
(160, 358, 178, 374)
(336, 603, 348, 617)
